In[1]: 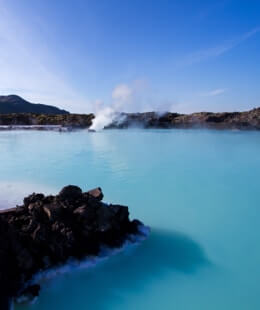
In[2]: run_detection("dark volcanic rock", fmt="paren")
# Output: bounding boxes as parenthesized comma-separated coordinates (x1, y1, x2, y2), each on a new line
(0, 186, 144, 304)
(59, 185, 82, 202)
(87, 187, 103, 201)
(105, 108, 260, 130)
(0, 107, 260, 130)
(0, 112, 94, 128)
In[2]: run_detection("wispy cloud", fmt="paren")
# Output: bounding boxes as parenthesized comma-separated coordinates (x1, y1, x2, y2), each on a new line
(112, 84, 132, 102)
(181, 27, 260, 65)
(200, 88, 226, 97)
(0, 2, 90, 112)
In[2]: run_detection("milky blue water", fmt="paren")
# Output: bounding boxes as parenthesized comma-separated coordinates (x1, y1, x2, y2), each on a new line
(0, 129, 260, 310)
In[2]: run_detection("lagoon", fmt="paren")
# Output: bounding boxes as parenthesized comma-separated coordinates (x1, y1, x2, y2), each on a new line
(0, 129, 260, 310)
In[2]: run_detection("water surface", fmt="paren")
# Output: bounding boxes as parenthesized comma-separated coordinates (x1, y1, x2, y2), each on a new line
(0, 129, 259, 309)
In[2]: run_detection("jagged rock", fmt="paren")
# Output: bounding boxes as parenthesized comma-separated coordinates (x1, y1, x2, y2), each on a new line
(87, 187, 103, 201)
(0, 112, 94, 128)
(43, 203, 63, 221)
(105, 108, 260, 130)
(0, 107, 260, 130)
(24, 193, 44, 208)
(0, 185, 144, 304)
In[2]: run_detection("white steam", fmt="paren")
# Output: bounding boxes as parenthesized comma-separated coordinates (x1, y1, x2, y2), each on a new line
(89, 106, 115, 131)
(89, 80, 177, 131)
(89, 83, 133, 131)
(112, 84, 132, 102)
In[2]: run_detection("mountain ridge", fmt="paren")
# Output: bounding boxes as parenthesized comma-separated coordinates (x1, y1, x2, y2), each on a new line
(0, 95, 69, 115)
(0, 95, 259, 130)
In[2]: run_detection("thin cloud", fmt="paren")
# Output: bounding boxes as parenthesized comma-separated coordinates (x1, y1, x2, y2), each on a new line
(112, 84, 132, 102)
(0, 3, 90, 112)
(181, 27, 260, 65)
(201, 88, 226, 97)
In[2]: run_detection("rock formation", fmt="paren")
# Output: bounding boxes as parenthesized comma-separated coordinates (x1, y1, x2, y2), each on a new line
(0, 113, 94, 128)
(1, 107, 260, 130)
(105, 108, 260, 130)
(0, 185, 145, 307)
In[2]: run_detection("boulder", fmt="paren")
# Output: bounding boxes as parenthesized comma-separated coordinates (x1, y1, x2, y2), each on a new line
(87, 187, 103, 201)
(43, 203, 63, 221)
(58, 185, 82, 202)
(24, 193, 44, 208)
(0, 185, 145, 302)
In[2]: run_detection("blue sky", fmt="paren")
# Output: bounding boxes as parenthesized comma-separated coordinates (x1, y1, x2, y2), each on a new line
(0, 0, 259, 113)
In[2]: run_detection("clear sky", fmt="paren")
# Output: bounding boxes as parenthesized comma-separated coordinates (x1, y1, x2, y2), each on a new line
(0, 0, 259, 113)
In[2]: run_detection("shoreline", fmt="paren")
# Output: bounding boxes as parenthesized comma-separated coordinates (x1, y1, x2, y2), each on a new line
(0, 125, 72, 131)
(0, 185, 146, 307)
(4, 225, 150, 310)
(0, 125, 260, 133)
(0, 108, 259, 131)
(15, 224, 150, 306)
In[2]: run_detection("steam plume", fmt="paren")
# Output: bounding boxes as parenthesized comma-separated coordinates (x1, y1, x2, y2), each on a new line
(89, 80, 175, 131)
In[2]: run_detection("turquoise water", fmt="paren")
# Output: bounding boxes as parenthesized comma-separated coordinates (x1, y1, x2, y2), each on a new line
(0, 129, 260, 310)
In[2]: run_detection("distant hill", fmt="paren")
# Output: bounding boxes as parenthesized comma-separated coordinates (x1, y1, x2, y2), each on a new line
(0, 95, 69, 114)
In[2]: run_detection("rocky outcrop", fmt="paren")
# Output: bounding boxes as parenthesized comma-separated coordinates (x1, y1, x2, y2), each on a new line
(1, 107, 260, 130)
(0, 113, 94, 128)
(105, 108, 260, 130)
(0, 186, 144, 305)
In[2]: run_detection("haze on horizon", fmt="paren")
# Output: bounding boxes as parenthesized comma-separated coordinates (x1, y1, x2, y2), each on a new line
(0, 0, 259, 114)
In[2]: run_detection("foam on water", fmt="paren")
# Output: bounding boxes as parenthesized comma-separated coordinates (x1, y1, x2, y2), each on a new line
(16, 225, 150, 305)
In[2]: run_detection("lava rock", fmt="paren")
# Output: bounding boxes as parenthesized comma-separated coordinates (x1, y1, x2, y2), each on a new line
(58, 185, 82, 202)
(0, 185, 145, 302)
(105, 108, 260, 130)
(87, 187, 103, 201)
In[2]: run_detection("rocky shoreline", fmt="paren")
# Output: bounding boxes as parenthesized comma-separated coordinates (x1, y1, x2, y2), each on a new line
(106, 108, 260, 130)
(0, 113, 94, 129)
(0, 125, 71, 132)
(0, 107, 260, 131)
(0, 186, 146, 309)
